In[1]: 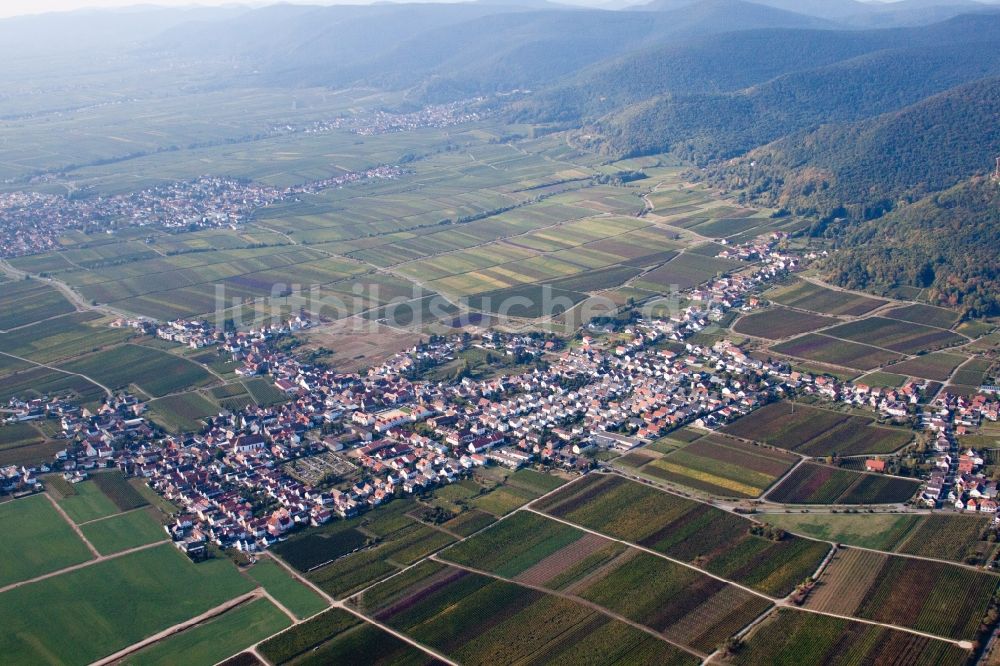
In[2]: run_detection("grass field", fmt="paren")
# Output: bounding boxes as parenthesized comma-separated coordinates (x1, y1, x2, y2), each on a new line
(92, 470, 149, 512)
(57, 479, 121, 523)
(767, 463, 920, 504)
(732, 308, 839, 340)
(0, 494, 93, 587)
(634, 434, 798, 498)
(0, 544, 255, 664)
(0, 421, 45, 449)
(732, 608, 969, 666)
(126, 597, 292, 666)
(534, 473, 830, 597)
(79, 508, 167, 555)
(246, 559, 328, 620)
(147, 391, 220, 432)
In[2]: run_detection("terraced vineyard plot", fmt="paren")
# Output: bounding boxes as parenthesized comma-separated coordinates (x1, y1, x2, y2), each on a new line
(768, 463, 919, 504)
(733, 308, 839, 340)
(638, 435, 798, 498)
(896, 514, 995, 564)
(823, 317, 966, 355)
(60, 344, 214, 398)
(806, 547, 999, 641)
(884, 303, 961, 329)
(355, 562, 698, 665)
(772, 333, 904, 370)
(572, 550, 773, 653)
(769, 280, 887, 316)
(722, 402, 911, 456)
(887, 352, 969, 381)
(635, 253, 735, 292)
(0, 283, 75, 331)
(534, 473, 829, 597)
(733, 608, 970, 666)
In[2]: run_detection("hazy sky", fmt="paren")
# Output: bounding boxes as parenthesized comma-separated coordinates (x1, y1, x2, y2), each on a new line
(0, 0, 917, 19)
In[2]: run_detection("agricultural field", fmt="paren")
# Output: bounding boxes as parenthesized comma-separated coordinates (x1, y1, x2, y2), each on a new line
(764, 512, 923, 551)
(0, 421, 46, 451)
(246, 559, 328, 620)
(353, 561, 698, 664)
(0, 311, 134, 364)
(634, 252, 735, 292)
(767, 513, 997, 564)
(0, 284, 76, 331)
(629, 434, 798, 498)
(147, 390, 221, 432)
(722, 401, 912, 456)
(730, 608, 970, 666)
(0, 494, 93, 587)
(0, 544, 255, 665)
(125, 598, 292, 666)
(92, 470, 150, 512)
(884, 303, 961, 329)
(80, 507, 167, 555)
(804, 547, 999, 641)
(886, 351, 969, 381)
(767, 462, 920, 504)
(768, 280, 887, 316)
(258, 607, 440, 666)
(57, 479, 121, 523)
(439, 512, 773, 654)
(60, 344, 215, 398)
(534, 473, 830, 597)
(771, 333, 904, 370)
(732, 307, 839, 340)
(951, 357, 994, 389)
(821, 317, 966, 355)
(441, 509, 497, 537)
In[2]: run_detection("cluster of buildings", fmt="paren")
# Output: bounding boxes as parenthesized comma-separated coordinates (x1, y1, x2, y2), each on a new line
(919, 392, 1000, 512)
(0, 167, 403, 258)
(290, 99, 484, 137)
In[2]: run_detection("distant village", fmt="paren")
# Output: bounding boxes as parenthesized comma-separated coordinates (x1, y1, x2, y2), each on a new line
(0, 166, 403, 258)
(2, 231, 998, 558)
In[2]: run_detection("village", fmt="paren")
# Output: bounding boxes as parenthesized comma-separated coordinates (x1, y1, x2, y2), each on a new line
(0, 166, 403, 258)
(2, 234, 998, 560)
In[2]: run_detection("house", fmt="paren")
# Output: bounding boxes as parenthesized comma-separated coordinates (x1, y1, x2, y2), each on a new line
(865, 459, 887, 473)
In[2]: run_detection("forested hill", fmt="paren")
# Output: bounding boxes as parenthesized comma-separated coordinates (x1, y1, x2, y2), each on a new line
(702, 76, 1000, 222)
(824, 177, 1000, 316)
(598, 41, 1000, 162)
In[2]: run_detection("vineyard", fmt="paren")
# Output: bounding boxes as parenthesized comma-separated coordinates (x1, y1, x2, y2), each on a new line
(534, 473, 830, 597)
(732, 609, 970, 665)
(767, 463, 920, 504)
(808, 547, 1000, 641)
(354, 563, 698, 665)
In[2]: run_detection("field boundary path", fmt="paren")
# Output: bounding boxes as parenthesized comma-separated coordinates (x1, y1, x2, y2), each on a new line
(45, 492, 100, 558)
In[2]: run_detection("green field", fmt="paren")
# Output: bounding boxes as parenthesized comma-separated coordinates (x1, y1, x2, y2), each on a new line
(57, 479, 121, 523)
(125, 597, 292, 666)
(147, 391, 220, 432)
(769, 280, 886, 316)
(0, 544, 255, 664)
(79, 508, 167, 555)
(0, 494, 93, 587)
(246, 559, 328, 620)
